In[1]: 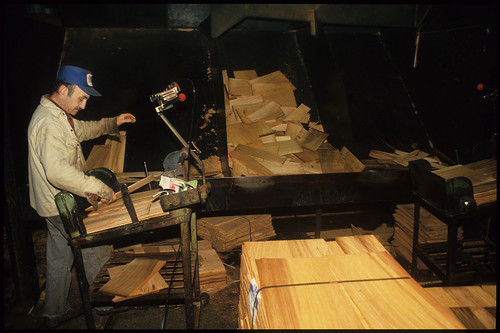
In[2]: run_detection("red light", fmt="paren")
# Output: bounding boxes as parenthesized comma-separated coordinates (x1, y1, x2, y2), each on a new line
(476, 83, 484, 91)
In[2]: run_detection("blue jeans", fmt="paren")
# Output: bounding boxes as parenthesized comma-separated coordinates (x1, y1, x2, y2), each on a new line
(43, 215, 111, 318)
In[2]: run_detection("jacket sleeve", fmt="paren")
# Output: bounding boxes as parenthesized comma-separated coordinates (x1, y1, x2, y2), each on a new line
(73, 116, 119, 142)
(39, 123, 114, 200)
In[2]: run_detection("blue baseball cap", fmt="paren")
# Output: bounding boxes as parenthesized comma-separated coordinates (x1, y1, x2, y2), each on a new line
(57, 65, 102, 96)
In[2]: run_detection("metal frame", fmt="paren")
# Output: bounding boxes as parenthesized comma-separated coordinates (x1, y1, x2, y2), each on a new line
(55, 192, 201, 329)
(409, 159, 496, 285)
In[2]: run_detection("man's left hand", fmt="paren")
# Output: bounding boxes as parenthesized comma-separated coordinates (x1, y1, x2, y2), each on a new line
(117, 113, 136, 126)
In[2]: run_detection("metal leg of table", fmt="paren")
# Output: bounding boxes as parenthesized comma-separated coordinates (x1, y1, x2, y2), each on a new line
(315, 208, 322, 239)
(411, 199, 421, 276)
(180, 212, 194, 329)
(71, 244, 96, 329)
(190, 211, 200, 301)
(446, 219, 458, 285)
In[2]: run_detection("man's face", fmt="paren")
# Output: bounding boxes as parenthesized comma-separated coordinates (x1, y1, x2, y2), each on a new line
(60, 85, 90, 116)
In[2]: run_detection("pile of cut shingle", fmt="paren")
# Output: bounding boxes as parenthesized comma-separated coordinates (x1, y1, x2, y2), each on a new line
(238, 236, 465, 329)
(117, 240, 227, 294)
(197, 214, 275, 252)
(368, 149, 447, 169)
(223, 69, 365, 176)
(392, 204, 463, 270)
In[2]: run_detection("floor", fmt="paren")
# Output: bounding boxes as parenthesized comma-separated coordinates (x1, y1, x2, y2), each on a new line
(4, 207, 435, 330)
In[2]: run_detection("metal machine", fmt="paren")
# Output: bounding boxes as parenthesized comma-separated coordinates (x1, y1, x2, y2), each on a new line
(150, 80, 211, 208)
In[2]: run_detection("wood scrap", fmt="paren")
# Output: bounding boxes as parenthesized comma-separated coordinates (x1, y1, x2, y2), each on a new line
(98, 258, 166, 297)
(230, 150, 274, 176)
(85, 131, 127, 174)
(283, 104, 311, 123)
(229, 78, 252, 96)
(297, 128, 329, 151)
(234, 144, 286, 164)
(85, 144, 111, 170)
(234, 69, 258, 80)
(224, 69, 373, 176)
(368, 149, 447, 169)
(247, 101, 284, 122)
(340, 146, 366, 172)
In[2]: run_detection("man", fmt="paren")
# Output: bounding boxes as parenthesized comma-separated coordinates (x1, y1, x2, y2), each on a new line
(27, 65, 136, 328)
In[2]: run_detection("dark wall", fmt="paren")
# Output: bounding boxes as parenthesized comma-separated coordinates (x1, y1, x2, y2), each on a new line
(59, 28, 219, 172)
(380, 4, 498, 164)
(4, 5, 65, 221)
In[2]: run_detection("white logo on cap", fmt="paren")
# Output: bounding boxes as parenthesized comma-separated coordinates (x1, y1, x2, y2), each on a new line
(86, 73, 94, 87)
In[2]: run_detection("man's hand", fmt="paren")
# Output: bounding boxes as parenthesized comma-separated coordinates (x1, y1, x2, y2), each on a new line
(100, 191, 117, 204)
(117, 113, 136, 126)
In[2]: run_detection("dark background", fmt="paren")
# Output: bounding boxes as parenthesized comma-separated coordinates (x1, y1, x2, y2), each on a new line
(3, 3, 497, 303)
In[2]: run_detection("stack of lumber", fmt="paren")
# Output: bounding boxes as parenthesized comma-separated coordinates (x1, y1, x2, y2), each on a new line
(197, 214, 275, 252)
(424, 285, 496, 329)
(223, 69, 365, 176)
(392, 204, 463, 270)
(86, 131, 127, 174)
(117, 240, 227, 294)
(238, 235, 465, 329)
(98, 258, 167, 302)
(432, 157, 497, 206)
(368, 148, 447, 169)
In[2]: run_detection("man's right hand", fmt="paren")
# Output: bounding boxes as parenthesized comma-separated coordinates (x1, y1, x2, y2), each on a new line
(101, 191, 117, 204)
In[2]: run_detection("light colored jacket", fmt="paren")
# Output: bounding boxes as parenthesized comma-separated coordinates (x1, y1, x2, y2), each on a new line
(28, 95, 119, 217)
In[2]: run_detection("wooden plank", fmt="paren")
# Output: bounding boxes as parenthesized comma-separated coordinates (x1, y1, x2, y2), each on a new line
(283, 104, 311, 123)
(302, 160, 323, 174)
(234, 103, 267, 124)
(249, 70, 296, 90)
(227, 123, 264, 147)
(248, 122, 274, 137)
(284, 121, 304, 140)
(265, 139, 303, 155)
(230, 150, 274, 176)
(340, 146, 365, 172)
(326, 241, 346, 255)
(234, 144, 286, 164)
(368, 149, 400, 160)
(328, 252, 410, 281)
(247, 101, 284, 122)
(262, 90, 297, 108)
(393, 149, 429, 167)
(260, 133, 276, 144)
(86, 144, 111, 170)
(234, 69, 258, 80)
(335, 235, 388, 253)
(318, 146, 345, 173)
(258, 159, 305, 175)
(294, 147, 319, 163)
(108, 265, 167, 302)
(229, 95, 264, 111)
(341, 279, 465, 329)
(229, 78, 252, 96)
(297, 128, 329, 151)
(251, 82, 295, 96)
(450, 307, 495, 329)
(99, 258, 166, 297)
